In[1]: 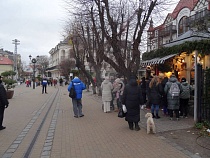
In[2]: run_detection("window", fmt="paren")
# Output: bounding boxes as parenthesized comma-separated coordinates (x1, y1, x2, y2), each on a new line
(178, 16, 188, 35)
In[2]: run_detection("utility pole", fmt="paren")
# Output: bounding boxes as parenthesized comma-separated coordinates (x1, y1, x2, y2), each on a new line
(12, 39, 20, 80)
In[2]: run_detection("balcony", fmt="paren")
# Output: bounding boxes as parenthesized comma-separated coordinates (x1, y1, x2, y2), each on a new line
(159, 25, 177, 37)
(186, 9, 210, 27)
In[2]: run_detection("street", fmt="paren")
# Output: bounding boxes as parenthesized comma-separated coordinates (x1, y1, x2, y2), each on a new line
(0, 84, 196, 158)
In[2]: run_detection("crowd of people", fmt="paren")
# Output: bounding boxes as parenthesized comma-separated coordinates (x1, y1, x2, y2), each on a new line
(0, 73, 193, 132)
(99, 73, 193, 130)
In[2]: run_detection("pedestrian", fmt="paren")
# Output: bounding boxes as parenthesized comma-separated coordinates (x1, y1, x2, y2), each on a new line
(179, 77, 193, 118)
(0, 76, 9, 130)
(121, 75, 144, 131)
(145, 76, 153, 108)
(112, 77, 125, 112)
(53, 78, 57, 87)
(148, 76, 163, 119)
(67, 76, 86, 118)
(164, 74, 182, 121)
(161, 76, 169, 116)
(59, 78, 63, 86)
(140, 77, 147, 105)
(25, 79, 29, 87)
(42, 78, 48, 94)
(101, 77, 113, 113)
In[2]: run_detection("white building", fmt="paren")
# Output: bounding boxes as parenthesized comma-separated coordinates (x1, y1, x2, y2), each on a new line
(46, 41, 74, 79)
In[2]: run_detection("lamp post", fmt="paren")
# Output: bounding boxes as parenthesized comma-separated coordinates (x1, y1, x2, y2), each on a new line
(29, 55, 39, 89)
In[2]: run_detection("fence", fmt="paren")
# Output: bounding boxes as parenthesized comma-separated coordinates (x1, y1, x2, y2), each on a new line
(197, 65, 210, 123)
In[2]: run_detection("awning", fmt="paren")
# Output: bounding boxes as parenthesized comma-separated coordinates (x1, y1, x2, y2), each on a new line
(140, 53, 177, 66)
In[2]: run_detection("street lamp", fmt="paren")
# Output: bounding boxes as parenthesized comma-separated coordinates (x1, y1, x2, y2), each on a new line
(29, 55, 39, 89)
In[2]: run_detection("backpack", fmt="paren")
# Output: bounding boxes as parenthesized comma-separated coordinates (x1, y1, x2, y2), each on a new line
(180, 84, 190, 99)
(169, 82, 180, 98)
(69, 82, 76, 98)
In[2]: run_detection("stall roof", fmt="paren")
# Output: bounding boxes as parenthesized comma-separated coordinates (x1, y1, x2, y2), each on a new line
(140, 53, 177, 66)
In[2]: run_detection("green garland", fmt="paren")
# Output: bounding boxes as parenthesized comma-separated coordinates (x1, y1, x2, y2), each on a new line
(157, 64, 172, 73)
(142, 39, 210, 60)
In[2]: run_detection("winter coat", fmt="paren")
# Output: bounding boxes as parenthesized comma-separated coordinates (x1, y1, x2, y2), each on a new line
(101, 79, 113, 102)
(42, 79, 48, 86)
(180, 82, 192, 99)
(67, 77, 86, 100)
(0, 84, 9, 107)
(121, 78, 144, 123)
(112, 78, 125, 97)
(164, 76, 183, 110)
(161, 77, 168, 107)
(148, 83, 163, 105)
(140, 79, 146, 94)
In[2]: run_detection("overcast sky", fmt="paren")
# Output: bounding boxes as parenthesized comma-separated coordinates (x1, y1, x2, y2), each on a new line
(0, 0, 178, 65)
(0, 0, 67, 64)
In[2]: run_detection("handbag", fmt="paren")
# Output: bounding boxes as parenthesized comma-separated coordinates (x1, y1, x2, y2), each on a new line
(118, 108, 126, 118)
(69, 82, 76, 98)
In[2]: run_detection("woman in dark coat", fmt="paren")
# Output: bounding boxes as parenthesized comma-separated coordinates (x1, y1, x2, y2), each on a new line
(148, 76, 163, 119)
(161, 77, 168, 115)
(121, 76, 144, 131)
(140, 77, 146, 105)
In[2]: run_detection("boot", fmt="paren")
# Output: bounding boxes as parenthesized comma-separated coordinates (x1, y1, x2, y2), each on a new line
(128, 122, 133, 130)
(156, 113, 160, 119)
(134, 122, 140, 131)
(152, 113, 155, 118)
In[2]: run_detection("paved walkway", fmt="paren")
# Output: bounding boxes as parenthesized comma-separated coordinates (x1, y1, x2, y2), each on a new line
(0, 84, 199, 158)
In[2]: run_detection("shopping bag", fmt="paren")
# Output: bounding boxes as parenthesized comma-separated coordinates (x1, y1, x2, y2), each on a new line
(122, 104, 127, 113)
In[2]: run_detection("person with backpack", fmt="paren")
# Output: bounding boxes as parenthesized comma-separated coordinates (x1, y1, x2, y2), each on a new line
(67, 76, 86, 118)
(179, 77, 193, 118)
(164, 74, 182, 121)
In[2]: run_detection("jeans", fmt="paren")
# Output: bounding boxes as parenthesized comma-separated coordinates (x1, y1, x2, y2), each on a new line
(72, 99, 83, 117)
(151, 104, 159, 114)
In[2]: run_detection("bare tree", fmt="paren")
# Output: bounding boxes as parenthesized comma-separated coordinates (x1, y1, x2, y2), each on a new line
(59, 58, 76, 80)
(36, 55, 49, 77)
(63, 0, 174, 83)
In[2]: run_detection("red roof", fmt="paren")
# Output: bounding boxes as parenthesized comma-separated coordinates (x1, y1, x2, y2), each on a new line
(171, 0, 199, 19)
(0, 57, 13, 65)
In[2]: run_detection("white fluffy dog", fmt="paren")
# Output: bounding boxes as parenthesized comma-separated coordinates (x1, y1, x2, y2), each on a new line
(145, 113, 156, 134)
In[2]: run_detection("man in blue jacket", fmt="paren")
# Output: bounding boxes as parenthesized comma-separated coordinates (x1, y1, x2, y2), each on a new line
(42, 78, 48, 94)
(68, 77, 86, 118)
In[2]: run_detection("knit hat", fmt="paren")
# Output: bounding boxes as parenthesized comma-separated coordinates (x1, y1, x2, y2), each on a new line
(181, 77, 186, 82)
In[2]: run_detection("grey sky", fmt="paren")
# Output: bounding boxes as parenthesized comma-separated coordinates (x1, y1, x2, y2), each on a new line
(0, 0, 178, 64)
(0, 0, 67, 64)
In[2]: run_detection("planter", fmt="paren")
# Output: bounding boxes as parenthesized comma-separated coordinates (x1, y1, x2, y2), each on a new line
(6, 90, 14, 99)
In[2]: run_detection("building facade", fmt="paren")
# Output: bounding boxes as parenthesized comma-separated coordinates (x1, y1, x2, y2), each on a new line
(0, 49, 21, 78)
(143, 0, 210, 83)
(46, 41, 74, 79)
